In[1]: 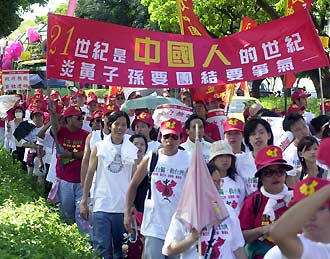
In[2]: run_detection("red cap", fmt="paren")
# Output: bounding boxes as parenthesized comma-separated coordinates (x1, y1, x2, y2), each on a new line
(286, 104, 305, 115)
(290, 177, 330, 207)
(291, 89, 311, 102)
(102, 104, 120, 115)
(223, 118, 244, 133)
(87, 93, 98, 105)
(33, 93, 43, 101)
(132, 112, 154, 128)
(29, 102, 44, 115)
(254, 145, 293, 177)
(91, 110, 103, 120)
(63, 106, 85, 118)
(317, 138, 330, 168)
(160, 118, 182, 136)
(321, 100, 330, 112)
(61, 94, 70, 104)
(35, 88, 43, 95)
(74, 89, 86, 97)
(50, 90, 59, 96)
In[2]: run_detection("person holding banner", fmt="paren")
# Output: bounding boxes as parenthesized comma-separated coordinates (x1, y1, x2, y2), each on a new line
(236, 119, 274, 195)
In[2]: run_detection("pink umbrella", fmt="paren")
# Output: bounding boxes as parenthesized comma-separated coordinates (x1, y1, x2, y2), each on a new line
(175, 140, 228, 233)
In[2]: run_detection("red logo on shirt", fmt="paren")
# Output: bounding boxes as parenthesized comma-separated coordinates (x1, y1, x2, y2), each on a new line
(201, 236, 224, 259)
(155, 179, 177, 202)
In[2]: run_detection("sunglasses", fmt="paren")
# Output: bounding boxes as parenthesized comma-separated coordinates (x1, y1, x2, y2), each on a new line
(262, 168, 286, 178)
(73, 115, 84, 121)
(163, 134, 179, 140)
(116, 97, 125, 100)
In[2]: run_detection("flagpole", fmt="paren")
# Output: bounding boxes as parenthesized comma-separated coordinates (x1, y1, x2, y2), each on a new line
(319, 68, 325, 115)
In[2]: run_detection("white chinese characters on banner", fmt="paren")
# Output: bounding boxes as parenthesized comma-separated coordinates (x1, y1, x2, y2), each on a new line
(2, 70, 30, 91)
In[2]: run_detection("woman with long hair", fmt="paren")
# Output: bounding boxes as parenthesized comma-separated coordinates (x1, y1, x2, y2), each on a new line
(297, 136, 326, 179)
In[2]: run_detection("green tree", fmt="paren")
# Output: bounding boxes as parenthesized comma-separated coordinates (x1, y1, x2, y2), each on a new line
(35, 3, 68, 24)
(0, 0, 46, 37)
(75, 0, 158, 30)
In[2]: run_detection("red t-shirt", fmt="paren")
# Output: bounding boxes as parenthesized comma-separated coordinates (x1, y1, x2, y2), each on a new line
(56, 126, 89, 183)
(239, 190, 289, 258)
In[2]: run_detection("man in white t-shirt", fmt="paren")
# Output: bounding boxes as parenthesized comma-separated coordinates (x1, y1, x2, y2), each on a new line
(291, 89, 314, 125)
(282, 113, 309, 188)
(125, 118, 191, 259)
(266, 177, 330, 259)
(181, 114, 210, 162)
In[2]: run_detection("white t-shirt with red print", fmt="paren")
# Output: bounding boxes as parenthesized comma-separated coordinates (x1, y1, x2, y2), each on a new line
(264, 235, 330, 259)
(219, 175, 246, 216)
(141, 149, 191, 240)
(283, 142, 300, 177)
(235, 151, 258, 196)
(163, 206, 245, 259)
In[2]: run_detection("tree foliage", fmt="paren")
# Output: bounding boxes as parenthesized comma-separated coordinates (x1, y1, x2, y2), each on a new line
(0, 0, 46, 37)
(75, 0, 158, 30)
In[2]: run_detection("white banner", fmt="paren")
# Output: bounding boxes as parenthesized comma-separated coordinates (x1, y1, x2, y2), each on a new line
(2, 70, 30, 91)
(152, 104, 192, 128)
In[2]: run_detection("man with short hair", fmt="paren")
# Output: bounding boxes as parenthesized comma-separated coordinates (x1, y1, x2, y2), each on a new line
(291, 89, 314, 124)
(181, 114, 210, 161)
(282, 113, 310, 187)
(124, 118, 191, 259)
(53, 106, 89, 230)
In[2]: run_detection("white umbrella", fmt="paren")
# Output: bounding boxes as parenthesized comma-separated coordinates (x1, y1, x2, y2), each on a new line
(0, 95, 19, 118)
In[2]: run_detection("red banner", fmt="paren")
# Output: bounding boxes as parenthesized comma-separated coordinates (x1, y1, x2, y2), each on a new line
(287, 0, 312, 15)
(177, 0, 210, 37)
(47, 11, 328, 89)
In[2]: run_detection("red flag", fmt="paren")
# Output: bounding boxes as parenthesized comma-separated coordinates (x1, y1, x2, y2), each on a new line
(284, 73, 296, 88)
(287, 0, 312, 15)
(239, 17, 258, 31)
(175, 141, 228, 232)
(67, 0, 78, 17)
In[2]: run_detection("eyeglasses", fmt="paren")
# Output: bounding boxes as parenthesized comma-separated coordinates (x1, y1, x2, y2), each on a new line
(262, 168, 286, 178)
(163, 134, 179, 140)
(116, 97, 125, 100)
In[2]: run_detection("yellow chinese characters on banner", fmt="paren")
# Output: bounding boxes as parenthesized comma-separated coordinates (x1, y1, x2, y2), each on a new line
(168, 41, 195, 67)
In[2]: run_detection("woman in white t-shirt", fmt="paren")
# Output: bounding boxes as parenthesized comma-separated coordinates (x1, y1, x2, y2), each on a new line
(266, 177, 330, 259)
(207, 140, 246, 215)
(236, 119, 274, 196)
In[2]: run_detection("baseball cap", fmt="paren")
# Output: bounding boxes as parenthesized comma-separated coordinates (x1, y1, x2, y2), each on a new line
(74, 89, 86, 98)
(317, 138, 330, 168)
(291, 89, 311, 102)
(255, 145, 293, 177)
(86, 93, 98, 105)
(102, 104, 120, 115)
(290, 177, 330, 207)
(132, 112, 154, 128)
(209, 140, 235, 162)
(63, 106, 85, 118)
(223, 118, 244, 133)
(321, 100, 330, 112)
(160, 118, 182, 136)
(91, 110, 103, 120)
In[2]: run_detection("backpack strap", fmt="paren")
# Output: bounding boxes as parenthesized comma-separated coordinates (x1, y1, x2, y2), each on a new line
(253, 193, 263, 216)
(147, 150, 159, 199)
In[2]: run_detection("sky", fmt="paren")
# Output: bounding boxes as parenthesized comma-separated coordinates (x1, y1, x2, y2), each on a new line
(21, 0, 68, 20)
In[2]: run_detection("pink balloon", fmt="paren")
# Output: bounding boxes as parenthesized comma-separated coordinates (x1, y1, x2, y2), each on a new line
(27, 27, 40, 43)
(6, 41, 23, 60)
(2, 58, 12, 70)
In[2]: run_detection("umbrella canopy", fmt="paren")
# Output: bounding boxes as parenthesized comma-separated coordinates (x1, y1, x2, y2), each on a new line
(0, 95, 19, 118)
(175, 141, 228, 233)
(121, 93, 185, 111)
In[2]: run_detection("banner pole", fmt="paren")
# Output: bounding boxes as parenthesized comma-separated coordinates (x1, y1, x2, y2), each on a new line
(319, 68, 325, 115)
